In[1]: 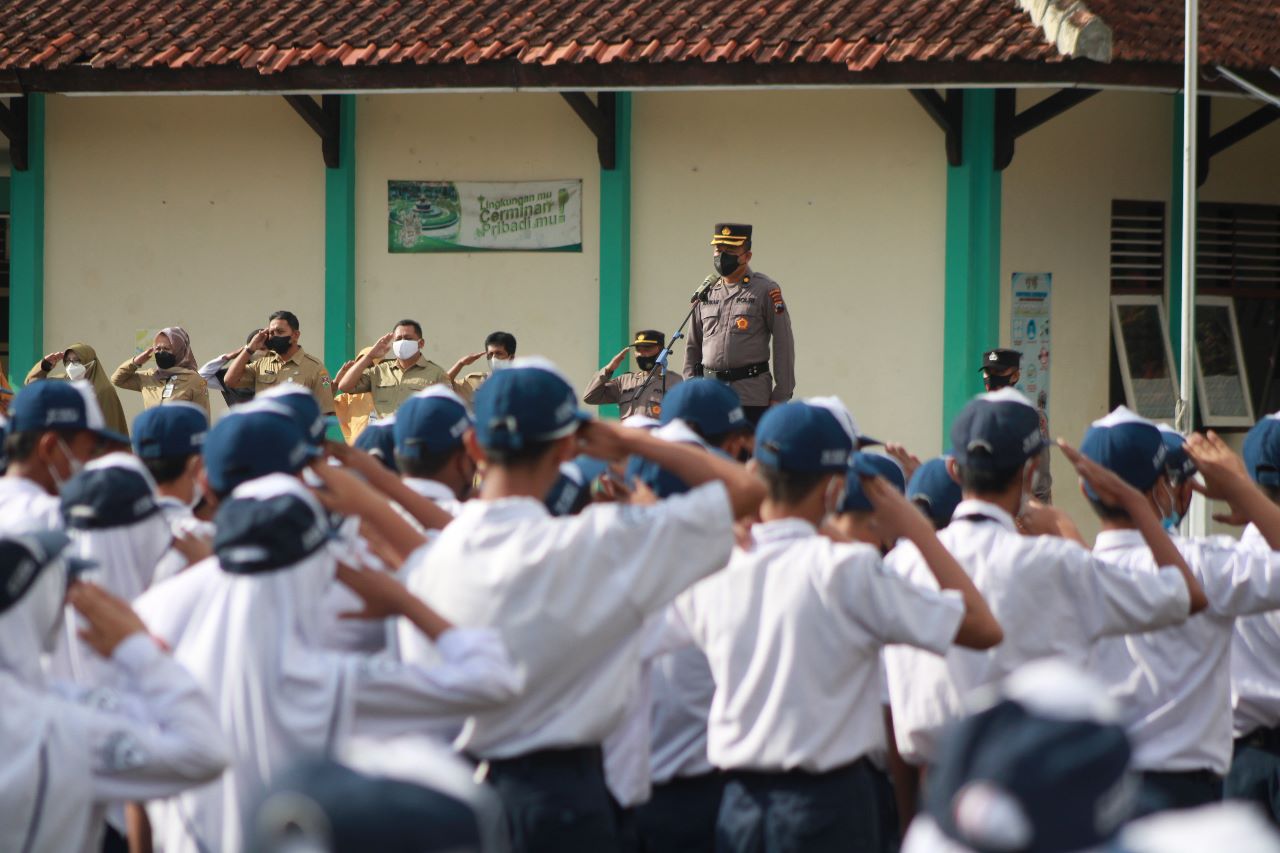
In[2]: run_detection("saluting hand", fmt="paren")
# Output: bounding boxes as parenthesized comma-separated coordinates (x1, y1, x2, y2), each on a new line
(606, 347, 631, 373)
(133, 347, 155, 367)
(335, 563, 412, 620)
(861, 474, 930, 544)
(460, 351, 487, 367)
(1184, 431, 1250, 502)
(1057, 438, 1144, 511)
(248, 328, 270, 353)
(884, 443, 923, 481)
(41, 351, 64, 367)
(68, 582, 149, 658)
(575, 420, 631, 462)
(369, 332, 394, 360)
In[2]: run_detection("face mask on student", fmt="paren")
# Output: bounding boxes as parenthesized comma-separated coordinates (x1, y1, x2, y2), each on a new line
(47, 436, 86, 493)
(391, 339, 420, 361)
(1159, 480, 1183, 531)
(65, 362, 88, 381)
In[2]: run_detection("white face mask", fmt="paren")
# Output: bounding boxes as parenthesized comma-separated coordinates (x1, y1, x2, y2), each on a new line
(48, 436, 86, 493)
(65, 362, 88, 381)
(489, 356, 512, 372)
(391, 339, 421, 361)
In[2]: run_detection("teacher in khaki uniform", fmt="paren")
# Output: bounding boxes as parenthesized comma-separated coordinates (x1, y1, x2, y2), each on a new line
(337, 319, 450, 418)
(684, 223, 795, 426)
(111, 326, 211, 417)
(223, 310, 336, 414)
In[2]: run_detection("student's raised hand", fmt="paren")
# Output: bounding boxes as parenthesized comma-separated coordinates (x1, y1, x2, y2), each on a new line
(884, 443, 923, 481)
(628, 479, 659, 506)
(335, 563, 411, 620)
(369, 332, 394, 360)
(1057, 438, 1143, 512)
(68, 582, 149, 657)
(309, 456, 379, 517)
(861, 474, 929, 544)
(172, 530, 213, 567)
(575, 420, 631, 462)
(1185, 431, 1250, 501)
(1016, 498, 1086, 543)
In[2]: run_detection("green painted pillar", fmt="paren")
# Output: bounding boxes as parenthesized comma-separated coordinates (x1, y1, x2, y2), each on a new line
(1167, 94, 1185, 371)
(10, 95, 45, 379)
(324, 95, 356, 377)
(597, 92, 632, 420)
(941, 89, 1002, 442)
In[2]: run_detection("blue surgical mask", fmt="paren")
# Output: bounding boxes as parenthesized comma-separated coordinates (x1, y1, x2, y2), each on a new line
(1159, 481, 1182, 532)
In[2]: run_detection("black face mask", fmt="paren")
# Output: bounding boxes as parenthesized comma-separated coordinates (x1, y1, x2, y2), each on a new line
(265, 335, 292, 355)
(983, 371, 1015, 391)
(714, 252, 740, 277)
(636, 355, 657, 371)
(736, 447, 752, 464)
(154, 351, 177, 370)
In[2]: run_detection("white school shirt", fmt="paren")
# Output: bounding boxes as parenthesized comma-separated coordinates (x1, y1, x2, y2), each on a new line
(649, 642, 718, 784)
(883, 499, 1191, 766)
(150, 496, 215, 586)
(1231, 524, 1280, 737)
(403, 476, 464, 516)
(405, 480, 734, 759)
(675, 518, 965, 773)
(1090, 528, 1280, 774)
(0, 475, 62, 533)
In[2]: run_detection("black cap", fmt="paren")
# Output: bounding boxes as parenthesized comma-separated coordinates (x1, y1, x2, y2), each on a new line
(711, 223, 752, 248)
(60, 464, 161, 530)
(214, 493, 331, 575)
(0, 531, 96, 615)
(632, 330, 665, 348)
(980, 348, 1022, 372)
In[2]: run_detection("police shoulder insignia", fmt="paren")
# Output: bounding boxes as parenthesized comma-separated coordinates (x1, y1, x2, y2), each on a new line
(769, 287, 785, 315)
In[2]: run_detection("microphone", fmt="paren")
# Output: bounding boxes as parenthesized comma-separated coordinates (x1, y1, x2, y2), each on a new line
(690, 274, 718, 304)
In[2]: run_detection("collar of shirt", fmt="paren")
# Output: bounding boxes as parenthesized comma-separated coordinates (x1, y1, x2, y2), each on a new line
(457, 495, 550, 523)
(1094, 527, 1148, 552)
(271, 349, 304, 367)
(403, 477, 456, 504)
(0, 475, 53, 501)
(950, 498, 1017, 531)
(750, 517, 818, 545)
(1242, 523, 1266, 550)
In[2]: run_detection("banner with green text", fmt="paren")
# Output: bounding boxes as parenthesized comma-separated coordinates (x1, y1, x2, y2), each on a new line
(388, 180, 583, 253)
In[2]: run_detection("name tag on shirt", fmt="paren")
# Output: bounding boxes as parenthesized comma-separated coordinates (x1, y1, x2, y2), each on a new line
(161, 379, 176, 399)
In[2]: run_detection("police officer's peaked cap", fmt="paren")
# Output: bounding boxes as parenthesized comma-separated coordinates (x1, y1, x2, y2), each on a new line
(632, 330, 665, 348)
(980, 348, 1022, 372)
(710, 223, 752, 248)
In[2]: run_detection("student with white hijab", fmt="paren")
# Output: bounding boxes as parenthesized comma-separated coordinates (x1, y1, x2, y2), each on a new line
(0, 530, 228, 853)
(143, 470, 523, 853)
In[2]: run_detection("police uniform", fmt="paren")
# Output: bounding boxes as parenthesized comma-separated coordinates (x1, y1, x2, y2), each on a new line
(584, 330, 684, 419)
(346, 357, 449, 418)
(111, 359, 211, 417)
(684, 224, 795, 423)
(232, 347, 336, 414)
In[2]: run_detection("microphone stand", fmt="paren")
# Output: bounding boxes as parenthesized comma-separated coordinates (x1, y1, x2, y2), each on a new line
(629, 276, 717, 415)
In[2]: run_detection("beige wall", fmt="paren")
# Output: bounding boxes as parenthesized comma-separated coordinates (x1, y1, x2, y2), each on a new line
(632, 90, 949, 457)
(354, 93, 601, 393)
(43, 94, 325, 423)
(1001, 90, 1280, 538)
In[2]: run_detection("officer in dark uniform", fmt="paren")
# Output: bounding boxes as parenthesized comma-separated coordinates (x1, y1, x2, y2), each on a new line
(684, 224, 795, 426)
(981, 347, 1052, 503)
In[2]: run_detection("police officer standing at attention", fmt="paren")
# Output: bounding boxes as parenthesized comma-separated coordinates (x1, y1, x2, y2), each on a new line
(223, 310, 336, 415)
(685, 223, 794, 426)
(981, 348, 1051, 503)
(584, 330, 683, 420)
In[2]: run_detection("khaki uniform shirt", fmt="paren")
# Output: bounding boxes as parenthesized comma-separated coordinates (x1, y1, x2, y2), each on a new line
(683, 270, 796, 407)
(111, 361, 211, 417)
(583, 368, 683, 420)
(232, 348, 336, 414)
(348, 358, 449, 417)
(453, 372, 488, 405)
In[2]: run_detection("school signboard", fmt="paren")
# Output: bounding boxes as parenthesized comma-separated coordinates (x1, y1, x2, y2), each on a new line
(388, 179, 583, 253)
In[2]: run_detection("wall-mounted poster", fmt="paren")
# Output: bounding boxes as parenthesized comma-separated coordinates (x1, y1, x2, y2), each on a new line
(388, 180, 582, 253)
(1010, 272, 1052, 418)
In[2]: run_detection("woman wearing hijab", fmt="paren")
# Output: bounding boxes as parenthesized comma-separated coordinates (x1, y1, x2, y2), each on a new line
(26, 342, 131, 438)
(135, 470, 523, 853)
(112, 326, 210, 417)
(0, 531, 228, 853)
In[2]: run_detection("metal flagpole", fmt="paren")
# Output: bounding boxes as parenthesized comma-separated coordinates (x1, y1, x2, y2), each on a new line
(1181, 0, 1206, 537)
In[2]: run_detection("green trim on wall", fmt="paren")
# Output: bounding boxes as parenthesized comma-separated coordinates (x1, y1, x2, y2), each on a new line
(324, 95, 357, 377)
(941, 89, 1003, 444)
(597, 92, 632, 420)
(10, 95, 45, 379)
(1167, 94, 1184, 371)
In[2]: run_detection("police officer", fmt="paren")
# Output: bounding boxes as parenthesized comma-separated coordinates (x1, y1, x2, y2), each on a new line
(684, 223, 795, 425)
(982, 348, 1052, 503)
(584, 330, 683, 420)
(223, 310, 336, 415)
(337, 319, 449, 417)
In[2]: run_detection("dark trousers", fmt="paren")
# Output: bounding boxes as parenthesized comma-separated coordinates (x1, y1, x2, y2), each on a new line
(1135, 768, 1224, 817)
(486, 746, 621, 853)
(742, 406, 769, 427)
(636, 771, 727, 853)
(715, 759, 883, 853)
(1225, 730, 1280, 825)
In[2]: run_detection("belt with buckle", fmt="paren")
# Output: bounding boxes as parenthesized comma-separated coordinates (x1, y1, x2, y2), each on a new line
(710, 362, 769, 383)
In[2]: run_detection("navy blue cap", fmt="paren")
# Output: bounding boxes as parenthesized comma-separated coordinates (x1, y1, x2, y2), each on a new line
(247, 755, 483, 853)
(1080, 407, 1167, 500)
(1244, 414, 1280, 489)
(214, 493, 331, 574)
(1157, 425, 1197, 486)
(473, 359, 590, 451)
(950, 388, 1046, 472)
(658, 378, 750, 437)
(60, 459, 161, 530)
(908, 457, 962, 528)
(544, 457, 604, 517)
(131, 403, 209, 460)
(354, 420, 399, 472)
(256, 385, 326, 447)
(837, 453, 905, 513)
(393, 389, 473, 460)
(625, 455, 692, 500)
(203, 410, 318, 496)
(0, 531, 96, 615)
(9, 380, 128, 445)
(755, 401, 854, 473)
(0, 385, 12, 396)
(927, 698, 1133, 853)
